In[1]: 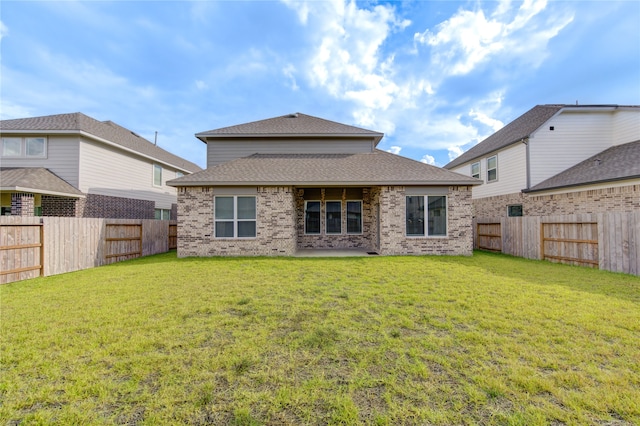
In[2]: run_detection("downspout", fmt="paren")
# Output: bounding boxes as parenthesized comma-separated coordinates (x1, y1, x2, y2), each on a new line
(523, 137, 530, 190)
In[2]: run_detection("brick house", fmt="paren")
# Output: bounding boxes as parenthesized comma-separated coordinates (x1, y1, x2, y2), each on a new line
(168, 113, 480, 256)
(0, 113, 202, 219)
(444, 105, 640, 217)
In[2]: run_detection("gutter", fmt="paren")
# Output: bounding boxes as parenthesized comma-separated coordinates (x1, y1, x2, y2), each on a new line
(167, 180, 482, 187)
(522, 176, 640, 194)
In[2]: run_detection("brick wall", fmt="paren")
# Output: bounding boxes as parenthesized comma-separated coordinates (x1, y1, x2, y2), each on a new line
(176, 186, 297, 257)
(378, 186, 474, 256)
(82, 193, 155, 219)
(474, 184, 640, 217)
(42, 196, 80, 217)
(11, 193, 35, 217)
(295, 187, 375, 250)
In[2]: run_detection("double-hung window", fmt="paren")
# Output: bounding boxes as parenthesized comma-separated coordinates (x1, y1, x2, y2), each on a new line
(406, 195, 447, 237)
(487, 156, 497, 182)
(1, 137, 47, 158)
(153, 164, 163, 186)
(471, 162, 480, 179)
(215, 196, 256, 238)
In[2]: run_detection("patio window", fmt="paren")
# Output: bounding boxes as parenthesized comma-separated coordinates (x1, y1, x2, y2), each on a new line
(347, 201, 362, 234)
(215, 196, 256, 238)
(406, 195, 447, 237)
(304, 201, 321, 234)
(326, 201, 342, 234)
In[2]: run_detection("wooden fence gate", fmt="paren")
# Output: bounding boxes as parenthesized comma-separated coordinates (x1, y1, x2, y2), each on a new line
(0, 223, 44, 282)
(540, 221, 599, 268)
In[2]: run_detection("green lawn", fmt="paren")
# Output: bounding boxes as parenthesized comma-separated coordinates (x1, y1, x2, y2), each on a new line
(1, 251, 639, 425)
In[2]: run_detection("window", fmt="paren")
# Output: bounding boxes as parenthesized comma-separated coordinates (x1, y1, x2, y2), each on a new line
(1, 137, 46, 158)
(153, 164, 163, 186)
(176, 171, 184, 178)
(471, 162, 480, 179)
(487, 156, 497, 182)
(155, 208, 171, 220)
(326, 201, 341, 234)
(508, 205, 523, 217)
(406, 195, 447, 237)
(215, 196, 256, 238)
(346, 201, 362, 234)
(305, 201, 321, 234)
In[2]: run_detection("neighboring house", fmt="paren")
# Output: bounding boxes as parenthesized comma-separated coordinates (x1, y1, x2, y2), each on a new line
(444, 104, 640, 217)
(0, 113, 202, 219)
(167, 113, 480, 257)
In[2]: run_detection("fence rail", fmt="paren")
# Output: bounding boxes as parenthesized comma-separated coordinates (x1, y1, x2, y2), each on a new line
(1, 217, 177, 284)
(474, 212, 640, 275)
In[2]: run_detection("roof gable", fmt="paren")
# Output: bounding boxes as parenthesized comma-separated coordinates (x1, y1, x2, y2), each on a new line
(196, 113, 384, 145)
(525, 140, 640, 192)
(444, 105, 563, 169)
(0, 113, 202, 173)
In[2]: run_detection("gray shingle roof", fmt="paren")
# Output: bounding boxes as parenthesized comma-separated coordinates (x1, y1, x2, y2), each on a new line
(0, 113, 202, 173)
(525, 140, 640, 193)
(196, 113, 384, 145)
(168, 150, 480, 187)
(444, 105, 565, 169)
(0, 168, 84, 197)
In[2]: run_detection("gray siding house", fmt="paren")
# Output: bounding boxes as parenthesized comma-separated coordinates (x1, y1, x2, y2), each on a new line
(0, 113, 202, 219)
(444, 105, 640, 217)
(168, 113, 480, 256)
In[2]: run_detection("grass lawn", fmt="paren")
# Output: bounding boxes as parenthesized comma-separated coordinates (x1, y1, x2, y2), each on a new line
(1, 251, 639, 425)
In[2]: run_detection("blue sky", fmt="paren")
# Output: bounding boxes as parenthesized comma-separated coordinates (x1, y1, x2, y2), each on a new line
(1, 0, 639, 169)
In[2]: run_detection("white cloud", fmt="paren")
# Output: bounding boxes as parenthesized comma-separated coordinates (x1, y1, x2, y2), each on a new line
(469, 109, 504, 132)
(387, 145, 402, 155)
(420, 154, 436, 165)
(414, 0, 573, 77)
(0, 21, 8, 42)
(447, 145, 465, 162)
(195, 80, 208, 91)
(283, 64, 299, 91)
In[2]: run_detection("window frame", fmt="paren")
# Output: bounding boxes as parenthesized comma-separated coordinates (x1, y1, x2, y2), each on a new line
(304, 200, 321, 235)
(405, 195, 448, 238)
(471, 162, 480, 179)
(214, 195, 257, 239)
(325, 200, 342, 234)
(346, 200, 363, 235)
(487, 155, 498, 182)
(507, 204, 523, 217)
(1, 136, 47, 158)
(153, 164, 163, 187)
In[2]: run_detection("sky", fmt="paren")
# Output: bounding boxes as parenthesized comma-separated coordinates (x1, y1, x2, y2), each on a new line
(1, 0, 639, 169)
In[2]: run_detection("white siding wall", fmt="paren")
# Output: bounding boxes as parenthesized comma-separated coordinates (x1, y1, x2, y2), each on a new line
(451, 143, 527, 199)
(528, 111, 615, 187)
(0, 135, 80, 187)
(207, 138, 375, 167)
(78, 138, 178, 209)
(612, 110, 640, 145)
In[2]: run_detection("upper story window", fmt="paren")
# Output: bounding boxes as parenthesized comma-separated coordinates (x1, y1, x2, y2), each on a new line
(153, 164, 163, 186)
(1, 137, 47, 158)
(487, 155, 498, 182)
(175, 171, 184, 178)
(471, 162, 480, 179)
(215, 196, 257, 238)
(406, 195, 447, 237)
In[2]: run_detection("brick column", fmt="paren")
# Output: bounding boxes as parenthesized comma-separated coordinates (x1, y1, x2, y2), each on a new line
(11, 193, 35, 217)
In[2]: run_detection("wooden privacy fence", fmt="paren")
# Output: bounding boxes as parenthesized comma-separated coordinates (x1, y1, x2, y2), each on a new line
(0, 217, 177, 284)
(474, 212, 640, 275)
